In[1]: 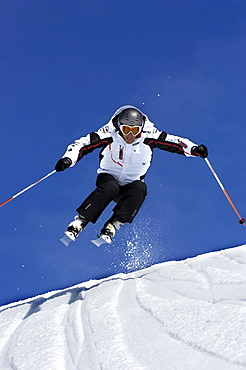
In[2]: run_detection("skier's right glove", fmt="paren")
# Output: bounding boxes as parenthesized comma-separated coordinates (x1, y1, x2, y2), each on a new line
(55, 157, 72, 172)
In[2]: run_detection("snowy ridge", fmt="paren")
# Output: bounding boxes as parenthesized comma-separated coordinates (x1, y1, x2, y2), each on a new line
(0, 245, 246, 370)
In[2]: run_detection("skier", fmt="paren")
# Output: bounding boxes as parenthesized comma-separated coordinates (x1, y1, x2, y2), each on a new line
(55, 105, 208, 244)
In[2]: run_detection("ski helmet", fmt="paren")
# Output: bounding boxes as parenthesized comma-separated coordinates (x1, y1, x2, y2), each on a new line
(118, 108, 144, 127)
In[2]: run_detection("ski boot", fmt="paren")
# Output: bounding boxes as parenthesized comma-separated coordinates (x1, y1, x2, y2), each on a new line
(92, 219, 124, 246)
(61, 214, 89, 246)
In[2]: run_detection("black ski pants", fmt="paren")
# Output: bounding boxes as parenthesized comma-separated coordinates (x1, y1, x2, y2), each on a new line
(76, 173, 147, 224)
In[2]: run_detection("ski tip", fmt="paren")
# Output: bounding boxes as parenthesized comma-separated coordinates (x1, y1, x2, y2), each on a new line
(91, 237, 106, 247)
(91, 234, 113, 247)
(60, 234, 73, 246)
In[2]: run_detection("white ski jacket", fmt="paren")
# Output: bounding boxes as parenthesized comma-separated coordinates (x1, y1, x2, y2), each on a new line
(62, 105, 198, 186)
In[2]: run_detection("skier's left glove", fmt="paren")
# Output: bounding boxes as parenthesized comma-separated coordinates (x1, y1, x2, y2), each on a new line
(55, 157, 72, 172)
(191, 144, 208, 158)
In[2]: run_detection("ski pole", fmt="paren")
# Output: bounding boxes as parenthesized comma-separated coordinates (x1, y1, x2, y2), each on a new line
(204, 158, 245, 225)
(0, 170, 56, 207)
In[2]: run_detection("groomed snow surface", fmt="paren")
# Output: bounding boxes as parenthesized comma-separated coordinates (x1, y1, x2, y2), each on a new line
(0, 245, 246, 370)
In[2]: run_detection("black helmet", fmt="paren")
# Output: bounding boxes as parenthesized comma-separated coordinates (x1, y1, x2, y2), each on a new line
(118, 108, 144, 127)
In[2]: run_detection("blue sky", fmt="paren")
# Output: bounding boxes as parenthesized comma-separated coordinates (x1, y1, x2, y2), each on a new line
(1, 0, 246, 306)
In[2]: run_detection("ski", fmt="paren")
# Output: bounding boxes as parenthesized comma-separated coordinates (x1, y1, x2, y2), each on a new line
(60, 231, 76, 246)
(91, 234, 112, 247)
(60, 231, 112, 247)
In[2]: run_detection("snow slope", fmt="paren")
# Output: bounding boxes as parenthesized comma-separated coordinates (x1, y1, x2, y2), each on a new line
(0, 245, 246, 370)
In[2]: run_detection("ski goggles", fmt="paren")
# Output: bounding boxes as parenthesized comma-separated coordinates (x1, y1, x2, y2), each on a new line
(120, 124, 141, 136)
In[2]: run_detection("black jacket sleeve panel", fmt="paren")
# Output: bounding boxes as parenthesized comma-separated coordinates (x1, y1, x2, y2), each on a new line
(77, 132, 113, 162)
(144, 131, 186, 156)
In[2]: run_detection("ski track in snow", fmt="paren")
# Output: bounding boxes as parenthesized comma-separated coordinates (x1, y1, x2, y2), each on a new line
(0, 246, 246, 369)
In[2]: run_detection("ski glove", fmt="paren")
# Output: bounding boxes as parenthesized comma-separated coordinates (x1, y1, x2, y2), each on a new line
(191, 144, 208, 158)
(55, 157, 72, 172)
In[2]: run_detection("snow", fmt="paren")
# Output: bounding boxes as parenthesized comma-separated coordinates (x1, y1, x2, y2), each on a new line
(0, 246, 246, 370)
